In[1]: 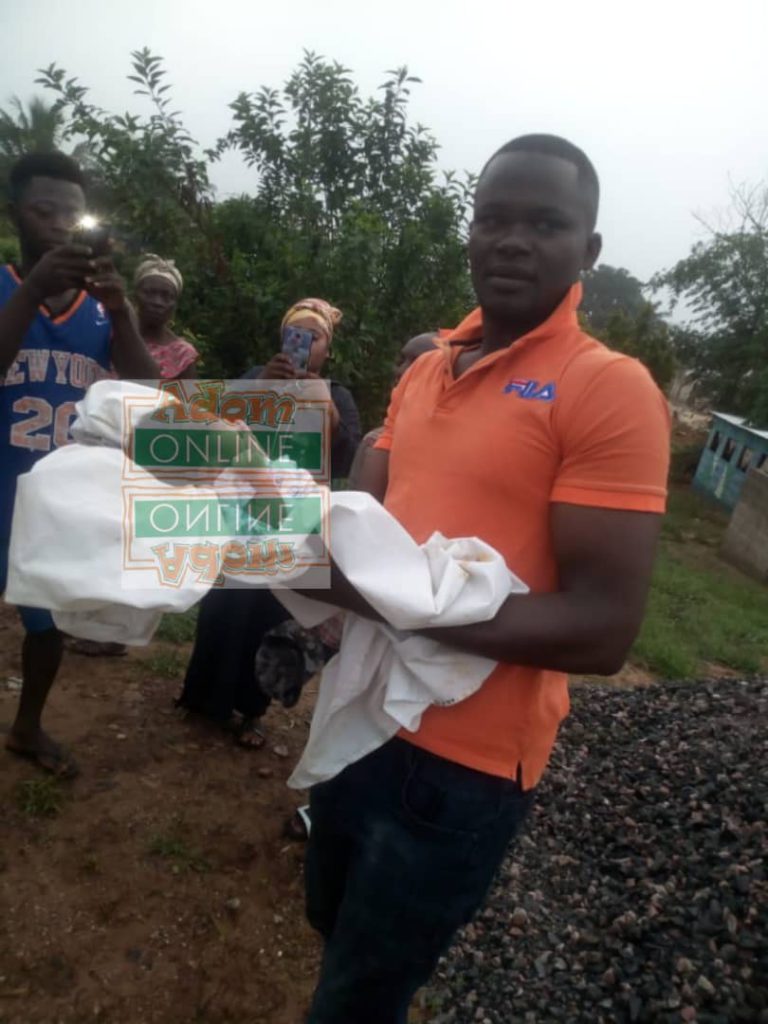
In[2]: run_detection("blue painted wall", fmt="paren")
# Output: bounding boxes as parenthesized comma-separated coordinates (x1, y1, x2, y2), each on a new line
(694, 416, 768, 510)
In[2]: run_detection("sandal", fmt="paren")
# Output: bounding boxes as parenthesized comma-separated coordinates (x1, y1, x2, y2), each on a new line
(66, 637, 127, 657)
(235, 717, 266, 750)
(6, 734, 80, 779)
(284, 805, 311, 840)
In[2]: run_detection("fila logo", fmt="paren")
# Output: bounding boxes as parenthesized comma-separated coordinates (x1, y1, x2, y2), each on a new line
(503, 379, 556, 401)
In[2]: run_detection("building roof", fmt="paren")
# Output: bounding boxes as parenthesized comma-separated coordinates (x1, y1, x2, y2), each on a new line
(712, 412, 768, 443)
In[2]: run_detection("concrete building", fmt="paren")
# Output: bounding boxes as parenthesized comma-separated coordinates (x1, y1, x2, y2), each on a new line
(694, 413, 768, 510)
(722, 468, 768, 583)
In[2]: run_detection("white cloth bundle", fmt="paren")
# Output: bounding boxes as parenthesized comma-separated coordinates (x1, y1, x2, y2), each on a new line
(6, 380, 319, 642)
(275, 492, 528, 789)
(6, 380, 529, 788)
(6, 443, 210, 643)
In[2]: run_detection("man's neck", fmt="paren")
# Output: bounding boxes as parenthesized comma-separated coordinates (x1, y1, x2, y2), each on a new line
(480, 312, 545, 355)
(480, 288, 573, 355)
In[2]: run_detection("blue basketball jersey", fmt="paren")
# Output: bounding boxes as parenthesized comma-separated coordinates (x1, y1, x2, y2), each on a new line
(0, 264, 113, 538)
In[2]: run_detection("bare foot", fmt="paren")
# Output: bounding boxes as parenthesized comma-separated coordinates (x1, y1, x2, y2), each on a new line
(6, 728, 79, 778)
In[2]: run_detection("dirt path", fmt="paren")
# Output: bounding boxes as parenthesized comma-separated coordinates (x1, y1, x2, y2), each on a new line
(0, 604, 320, 1024)
(0, 601, 692, 1024)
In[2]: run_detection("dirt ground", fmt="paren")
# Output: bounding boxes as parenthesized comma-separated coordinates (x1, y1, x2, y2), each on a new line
(0, 603, 679, 1024)
(0, 603, 321, 1024)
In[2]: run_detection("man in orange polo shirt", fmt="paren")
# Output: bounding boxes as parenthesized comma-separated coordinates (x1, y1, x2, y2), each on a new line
(302, 134, 670, 1024)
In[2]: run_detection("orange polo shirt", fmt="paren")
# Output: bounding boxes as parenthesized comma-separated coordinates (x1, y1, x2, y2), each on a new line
(374, 283, 670, 789)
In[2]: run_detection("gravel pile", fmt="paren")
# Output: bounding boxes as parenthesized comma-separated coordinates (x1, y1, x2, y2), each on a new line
(428, 678, 768, 1024)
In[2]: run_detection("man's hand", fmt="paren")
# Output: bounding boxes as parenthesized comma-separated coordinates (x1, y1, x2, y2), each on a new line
(259, 353, 297, 380)
(85, 256, 128, 312)
(24, 245, 95, 302)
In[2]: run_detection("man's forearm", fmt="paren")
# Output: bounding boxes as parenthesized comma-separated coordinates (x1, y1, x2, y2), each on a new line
(419, 590, 639, 675)
(0, 281, 41, 373)
(292, 562, 385, 621)
(110, 306, 159, 379)
(300, 568, 638, 675)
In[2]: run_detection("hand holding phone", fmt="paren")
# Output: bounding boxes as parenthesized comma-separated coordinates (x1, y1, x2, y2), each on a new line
(281, 325, 314, 373)
(73, 215, 112, 257)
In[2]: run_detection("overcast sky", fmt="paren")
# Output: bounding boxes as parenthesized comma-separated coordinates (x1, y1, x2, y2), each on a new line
(2, 0, 766, 285)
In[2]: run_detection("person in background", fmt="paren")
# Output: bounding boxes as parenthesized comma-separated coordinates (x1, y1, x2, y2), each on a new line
(347, 330, 438, 489)
(282, 327, 440, 842)
(65, 250, 196, 659)
(177, 298, 361, 749)
(0, 152, 158, 776)
(133, 254, 199, 380)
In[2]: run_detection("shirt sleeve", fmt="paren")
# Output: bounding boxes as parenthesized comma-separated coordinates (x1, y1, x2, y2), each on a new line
(550, 354, 671, 513)
(373, 365, 417, 452)
(174, 339, 200, 374)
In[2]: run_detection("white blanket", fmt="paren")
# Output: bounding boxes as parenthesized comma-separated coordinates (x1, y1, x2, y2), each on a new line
(5, 380, 528, 787)
(5, 380, 320, 642)
(275, 493, 528, 789)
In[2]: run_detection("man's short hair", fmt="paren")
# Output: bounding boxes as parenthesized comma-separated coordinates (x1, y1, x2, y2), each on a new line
(477, 134, 600, 229)
(8, 151, 86, 203)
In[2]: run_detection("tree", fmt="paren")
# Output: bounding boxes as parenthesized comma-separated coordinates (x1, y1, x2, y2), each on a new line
(580, 264, 676, 392)
(594, 302, 677, 392)
(581, 264, 647, 331)
(654, 184, 768, 427)
(39, 50, 474, 424)
(0, 94, 96, 184)
(37, 50, 213, 253)
(207, 53, 473, 418)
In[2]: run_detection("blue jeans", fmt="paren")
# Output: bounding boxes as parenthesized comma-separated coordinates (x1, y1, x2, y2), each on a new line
(305, 737, 535, 1024)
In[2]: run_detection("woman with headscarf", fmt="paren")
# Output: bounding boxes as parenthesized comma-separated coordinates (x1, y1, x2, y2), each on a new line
(63, 256, 198, 659)
(176, 297, 361, 748)
(133, 254, 199, 380)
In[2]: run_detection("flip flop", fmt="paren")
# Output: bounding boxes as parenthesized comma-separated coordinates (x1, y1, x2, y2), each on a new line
(235, 718, 266, 750)
(65, 638, 127, 657)
(284, 805, 311, 840)
(5, 737, 80, 779)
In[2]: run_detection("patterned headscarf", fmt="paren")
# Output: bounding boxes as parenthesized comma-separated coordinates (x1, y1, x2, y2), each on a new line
(134, 254, 184, 296)
(281, 298, 342, 342)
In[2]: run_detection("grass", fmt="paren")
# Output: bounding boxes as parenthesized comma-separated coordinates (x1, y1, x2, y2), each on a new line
(631, 487, 768, 678)
(155, 608, 199, 645)
(143, 648, 185, 679)
(147, 824, 211, 874)
(16, 777, 63, 818)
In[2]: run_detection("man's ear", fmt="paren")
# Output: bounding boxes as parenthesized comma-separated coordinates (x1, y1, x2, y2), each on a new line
(584, 232, 602, 271)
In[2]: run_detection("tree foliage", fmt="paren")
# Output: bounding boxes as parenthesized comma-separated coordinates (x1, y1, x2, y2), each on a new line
(33, 49, 473, 425)
(593, 302, 678, 393)
(580, 264, 676, 392)
(581, 263, 646, 331)
(654, 186, 768, 427)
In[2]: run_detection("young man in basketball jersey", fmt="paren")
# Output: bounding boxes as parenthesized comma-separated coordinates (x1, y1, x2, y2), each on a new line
(0, 152, 158, 776)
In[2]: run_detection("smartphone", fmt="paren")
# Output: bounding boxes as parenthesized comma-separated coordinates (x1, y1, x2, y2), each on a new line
(281, 325, 314, 373)
(74, 216, 112, 257)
